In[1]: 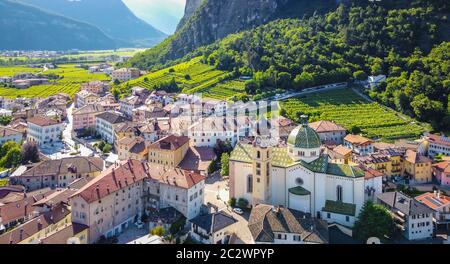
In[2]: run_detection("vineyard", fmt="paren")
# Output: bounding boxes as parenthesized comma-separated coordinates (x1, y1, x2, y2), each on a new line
(281, 89, 429, 141)
(0, 64, 110, 98)
(119, 57, 242, 99)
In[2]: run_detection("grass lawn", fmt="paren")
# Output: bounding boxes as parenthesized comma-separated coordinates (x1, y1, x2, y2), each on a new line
(0, 64, 110, 98)
(281, 88, 429, 141)
(0, 178, 8, 187)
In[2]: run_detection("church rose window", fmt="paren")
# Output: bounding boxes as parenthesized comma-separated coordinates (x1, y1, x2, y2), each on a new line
(295, 178, 304, 186)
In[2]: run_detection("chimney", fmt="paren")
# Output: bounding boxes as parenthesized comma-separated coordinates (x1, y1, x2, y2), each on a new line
(437, 191, 441, 199)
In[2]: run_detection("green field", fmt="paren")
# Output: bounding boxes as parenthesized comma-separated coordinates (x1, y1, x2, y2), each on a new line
(60, 49, 144, 59)
(0, 64, 110, 98)
(0, 66, 42, 76)
(119, 57, 246, 100)
(281, 89, 429, 141)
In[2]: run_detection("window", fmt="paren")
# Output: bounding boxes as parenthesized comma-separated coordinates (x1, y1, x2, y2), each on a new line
(257, 151, 261, 159)
(336, 185, 343, 202)
(247, 175, 253, 193)
(346, 216, 350, 222)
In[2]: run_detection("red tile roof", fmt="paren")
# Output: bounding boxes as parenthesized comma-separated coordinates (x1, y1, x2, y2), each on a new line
(27, 116, 61, 127)
(404, 149, 431, 164)
(71, 160, 151, 204)
(433, 161, 450, 173)
(426, 134, 450, 147)
(148, 135, 189, 151)
(416, 192, 450, 210)
(309, 121, 346, 133)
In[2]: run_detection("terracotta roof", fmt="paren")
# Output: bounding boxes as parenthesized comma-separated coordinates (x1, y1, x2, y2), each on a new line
(0, 126, 22, 137)
(433, 161, 450, 173)
(71, 160, 151, 203)
(404, 149, 431, 164)
(332, 145, 352, 156)
(0, 204, 70, 244)
(27, 116, 61, 127)
(148, 135, 189, 151)
(0, 189, 53, 224)
(17, 157, 103, 178)
(72, 104, 104, 115)
(118, 137, 148, 154)
(361, 166, 384, 179)
(426, 134, 450, 147)
(344, 134, 372, 145)
(309, 121, 346, 133)
(33, 188, 77, 207)
(415, 192, 450, 211)
(152, 166, 205, 189)
(178, 147, 216, 173)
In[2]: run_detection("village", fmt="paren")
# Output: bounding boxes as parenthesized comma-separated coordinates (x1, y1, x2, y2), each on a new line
(0, 69, 447, 245)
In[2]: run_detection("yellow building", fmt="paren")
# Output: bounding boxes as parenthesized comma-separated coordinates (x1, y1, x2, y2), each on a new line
(117, 136, 149, 161)
(148, 135, 190, 167)
(403, 149, 432, 183)
(352, 149, 403, 178)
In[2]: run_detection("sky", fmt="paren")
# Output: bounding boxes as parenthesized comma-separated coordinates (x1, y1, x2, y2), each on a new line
(123, 0, 186, 35)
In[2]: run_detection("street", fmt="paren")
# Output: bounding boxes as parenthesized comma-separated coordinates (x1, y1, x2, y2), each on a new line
(204, 174, 253, 244)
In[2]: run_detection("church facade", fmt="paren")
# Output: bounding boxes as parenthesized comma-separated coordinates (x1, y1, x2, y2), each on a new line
(229, 117, 368, 227)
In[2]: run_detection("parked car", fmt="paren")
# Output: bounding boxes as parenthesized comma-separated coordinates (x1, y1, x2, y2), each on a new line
(233, 208, 244, 215)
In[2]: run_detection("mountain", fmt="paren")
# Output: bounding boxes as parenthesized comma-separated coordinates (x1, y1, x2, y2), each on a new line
(18, 0, 167, 47)
(0, 0, 116, 50)
(126, 0, 337, 69)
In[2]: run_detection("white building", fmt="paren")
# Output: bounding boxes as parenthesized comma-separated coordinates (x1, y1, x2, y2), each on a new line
(187, 116, 249, 148)
(416, 192, 450, 228)
(144, 166, 205, 220)
(367, 75, 386, 88)
(309, 120, 347, 145)
(377, 192, 434, 240)
(229, 117, 373, 227)
(425, 133, 450, 158)
(26, 116, 64, 146)
(344, 134, 374, 155)
(112, 68, 140, 82)
(190, 210, 237, 244)
(95, 112, 127, 144)
(0, 126, 23, 144)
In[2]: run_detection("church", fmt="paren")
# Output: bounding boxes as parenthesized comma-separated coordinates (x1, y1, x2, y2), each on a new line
(229, 116, 370, 227)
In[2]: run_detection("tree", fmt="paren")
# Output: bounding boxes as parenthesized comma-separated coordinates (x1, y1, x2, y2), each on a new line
(228, 197, 236, 207)
(151, 226, 166, 237)
(353, 201, 395, 242)
(277, 72, 292, 90)
(0, 141, 19, 157)
(102, 144, 112, 154)
(0, 147, 23, 168)
(410, 94, 445, 122)
(349, 125, 362, 135)
(0, 115, 12, 126)
(113, 79, 121, 85)
(21, 142, 40, 164)
(353, 70, 367, 81)
(294, 72, 314, 90)
(220, 153, 230, 176)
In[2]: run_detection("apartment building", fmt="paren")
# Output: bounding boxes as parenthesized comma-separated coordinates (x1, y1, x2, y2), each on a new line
(344, 134, 374, 155)
(0, 126, 23, 145)
(10, 157, 104, 191)
(309, 120, 347, 145)
(425, 133, 450, 158)
(416, 192, 450, 228)
(75, 90, 99, 108)
(112, 68, 140, 82)
(72, 104, 104, 132)
(95, 112, 127, 144)
(403, 150, 432, 183)
(26, 116, 64, 147)
(148, 135, 190, 167)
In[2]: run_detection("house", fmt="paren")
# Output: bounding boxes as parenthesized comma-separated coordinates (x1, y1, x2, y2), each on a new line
(190, 210, 237, 244)
(178, 146, 216, 176)
(326, 145, 352, 164)
(248, 204, 329, 244)
(425, 133, 450, 158)
(75, 90, 99, 108)
(0, 203, 71, 244)
(72, 104, 105, 132)
(433, 161, 450, 186)
(415, 191, 450, 228)
(187, 116, 249, 148)
(70, 160, 149, 243)
(95, 112, 127, 144)
(361, 167, 384, 201)
(112, 68, 140, 82)
(343, 134, 374, 155)
(144, 165, 205, 220)
(403, 149, 432, 183)
(26, 116, 64, 147)
(352, 149, 403, 179)
(376, 192, 434, 240)
(309, 121, 347, 145)
(229, 117, 369, 227)
(0, 126, 23, 145)
(117, 136, 149, 161)
(10, 157, 104, 191)
(39, 223, 89, 244)
(80, 81, 111, 95)
(367, 75, 386, 88)
(120, 95, 146, 118)
(148, 135, 190, 167)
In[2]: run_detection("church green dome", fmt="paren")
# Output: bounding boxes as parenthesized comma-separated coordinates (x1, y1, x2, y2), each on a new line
(287, 116, 321, 149)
